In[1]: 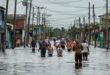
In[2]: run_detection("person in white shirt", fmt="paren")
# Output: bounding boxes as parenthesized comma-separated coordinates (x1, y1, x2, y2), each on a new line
(45, 37, 50, 46)
(55, 39, 61, 49)
(82, 40, 89, 61)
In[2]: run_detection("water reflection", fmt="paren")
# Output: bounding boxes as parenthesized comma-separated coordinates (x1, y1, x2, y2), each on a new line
(0, 62, 8, 71)
(75, 63, 82, 69)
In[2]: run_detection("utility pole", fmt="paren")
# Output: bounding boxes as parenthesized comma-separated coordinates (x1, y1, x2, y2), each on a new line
(93, 4, 97, 48)
(23, 0, 28, 48)
(83, 17, 86, 27)
(43, 12, 46, 39)
(35, 6, 44, 40)
(88, 2, 91, 46)
(73, 19, 75, 39)
(93, 4, 95, 25)
(74, 19, 75, 27)
(79, 17, 81, 41)
(38, 8, 41, 26)
(37, 7, 40, 25)
(13, 0, 17, 49)
(74, 19, 77, 39)
(27, 0, 32, 46)
(106, 0, 109, 50)
(32, 7, 34, 40)
(4, 0, 9, 52)
(79, 17, 81, 26)
(41, 12, 46, 39)
(36, 6, 44, 25)
(83, 16, 86, 41)
(41, 13, 44, 39)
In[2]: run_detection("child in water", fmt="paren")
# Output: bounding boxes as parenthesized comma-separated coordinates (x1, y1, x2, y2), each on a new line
(57, 44, 63, 57)
(47, 44, 53, 57)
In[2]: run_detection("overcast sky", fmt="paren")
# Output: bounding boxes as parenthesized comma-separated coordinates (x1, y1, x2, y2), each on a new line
(0, 0, 110, 29)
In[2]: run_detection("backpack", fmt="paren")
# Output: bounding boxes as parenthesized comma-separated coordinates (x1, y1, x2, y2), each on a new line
(41, 41, 47, 48)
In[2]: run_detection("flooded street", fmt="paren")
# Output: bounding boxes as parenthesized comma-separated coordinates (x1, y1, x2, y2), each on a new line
(0, 0, 110, 75)
(0, 46, 110, 75)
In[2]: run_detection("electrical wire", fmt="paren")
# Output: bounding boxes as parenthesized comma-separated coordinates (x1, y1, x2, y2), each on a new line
(48, 14, 89, 21)
(48, 0, 82, 4)
(36, 0, 109, 28)
(46, 8, 88, 15)
(40, 0, 82, 4)
(41, 0, 106, 9)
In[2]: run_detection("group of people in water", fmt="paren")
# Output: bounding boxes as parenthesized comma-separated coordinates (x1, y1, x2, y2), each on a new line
(31, 38, 89, 68)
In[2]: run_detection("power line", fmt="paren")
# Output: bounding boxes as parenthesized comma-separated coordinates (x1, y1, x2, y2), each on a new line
(48, 15, 88, 21)
(40, 0, 82, 4)
(42, 0, 106, 9)
(46, 8, 88, 15)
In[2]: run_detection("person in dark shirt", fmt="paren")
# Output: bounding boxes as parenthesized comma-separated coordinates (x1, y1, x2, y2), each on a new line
(60, 39, 65, 50)
(40, 40, 47, 57)
(31, 39, 37, 53)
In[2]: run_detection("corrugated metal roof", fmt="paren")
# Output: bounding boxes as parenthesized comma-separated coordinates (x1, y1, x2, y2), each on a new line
(99, 13, 110, 19)
(7, 14, 26, 19)
(0, 6, 5, 11)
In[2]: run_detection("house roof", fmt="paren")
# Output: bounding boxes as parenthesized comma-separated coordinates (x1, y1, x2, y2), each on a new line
(0, 6, 5, 11)
(99, 13, 110, 19)
(7, 14, 26, 19)
(99, 13, 110, 16)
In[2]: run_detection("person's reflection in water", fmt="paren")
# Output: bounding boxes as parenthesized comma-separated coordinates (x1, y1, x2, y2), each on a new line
(75, 62, 82, 69)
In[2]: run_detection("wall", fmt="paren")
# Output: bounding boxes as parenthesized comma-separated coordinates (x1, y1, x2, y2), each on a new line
(0, 6, 4, 50)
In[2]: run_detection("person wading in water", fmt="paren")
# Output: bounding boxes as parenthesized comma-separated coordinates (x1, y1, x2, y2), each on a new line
(31, 39, 37, 53)
(73, 40, 83, 68)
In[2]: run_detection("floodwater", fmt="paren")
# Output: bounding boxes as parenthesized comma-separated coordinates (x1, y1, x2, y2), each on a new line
(0, 46, 110, 75)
